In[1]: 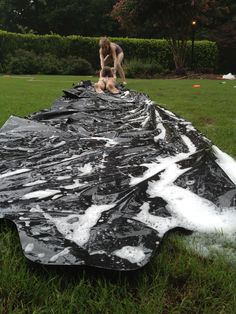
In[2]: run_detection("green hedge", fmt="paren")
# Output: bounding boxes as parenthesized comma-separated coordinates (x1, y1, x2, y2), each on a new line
(186, 40, 219, 71)
(124, 59, 164, 78)
(0, 30, 218, 72)
(4, 49, 94, 75)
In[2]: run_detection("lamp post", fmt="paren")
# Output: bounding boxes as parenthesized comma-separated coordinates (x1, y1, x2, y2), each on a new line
(191, 19, 196, 71)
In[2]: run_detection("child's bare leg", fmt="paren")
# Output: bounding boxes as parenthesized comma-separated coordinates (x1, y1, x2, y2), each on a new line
(116, 52, 126, 84)
(106, 81, 120, 94)
(116, 63, 126, 83)
(95, 81, 105, 93)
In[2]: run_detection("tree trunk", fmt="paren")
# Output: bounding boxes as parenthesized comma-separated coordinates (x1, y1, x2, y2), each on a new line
(168, 38, 188, 70)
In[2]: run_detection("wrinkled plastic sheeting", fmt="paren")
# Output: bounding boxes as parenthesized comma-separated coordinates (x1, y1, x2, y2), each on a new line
(222, 73, 235, 80)
(0, 81, 236, 271)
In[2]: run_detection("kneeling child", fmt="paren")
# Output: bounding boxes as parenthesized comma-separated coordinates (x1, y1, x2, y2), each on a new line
(95, 66, 119, 94)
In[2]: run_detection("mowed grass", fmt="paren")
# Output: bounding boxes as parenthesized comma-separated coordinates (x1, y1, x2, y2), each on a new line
(0, 75, 236, 314)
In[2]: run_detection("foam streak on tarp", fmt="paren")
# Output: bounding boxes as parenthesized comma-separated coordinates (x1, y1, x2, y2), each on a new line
(0, 81, 236, 271)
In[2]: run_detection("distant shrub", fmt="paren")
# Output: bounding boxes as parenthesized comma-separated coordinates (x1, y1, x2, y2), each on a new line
(4, 49, 94, 75)
(125, 59, 164, 78)
(62, 56, 93, 75)
(39, 53, 62, 74)
(5, 49, 40, 74)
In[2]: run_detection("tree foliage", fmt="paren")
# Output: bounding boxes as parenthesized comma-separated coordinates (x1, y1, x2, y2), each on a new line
(111, 0, 216, 69)
(208, 0, 236, 47)
(0, 0, 119, 36)
(111, 0, 215, 37)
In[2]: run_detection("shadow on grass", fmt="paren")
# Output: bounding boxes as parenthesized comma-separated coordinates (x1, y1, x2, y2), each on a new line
(0, 218, 192, 286)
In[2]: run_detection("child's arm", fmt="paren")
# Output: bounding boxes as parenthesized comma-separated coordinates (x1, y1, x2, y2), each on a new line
(99, 48, 105, 68)
(104, 54, 110, 62)
(111, 67, 117, 79)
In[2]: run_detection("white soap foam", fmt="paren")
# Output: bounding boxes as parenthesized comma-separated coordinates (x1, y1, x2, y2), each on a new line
(130, 135, 196, 186)
(181, 135, 196, 154)
(22, 189, 61, 200)
(182, 232, 236, 262)
(154, 124, 166, 141)
(24, 243, 34, 253)
(52, 194, 63, 200)
(135, 202, 178, 237)
(50, 247, 70, 262)
(30, 205, 43, 213)
(154, 109, 166, 141)
(56, 175, 71, 181)
(44, 204, 115, 247)
(53, 141, 66, 148)
(78, 163, 93, 176)
(23, 180, 46, 187)
(141, 116, 150, 128)
(123, 91, 130, 96)
(145, 99, 153, 106)
(83, 137, 118, 147)
(89, 250, 107, 256)
(213, 145, 236, 184)
(145, 163, 236, 235)
(63, 179, 84, 190)
(38, 253, 45, 258)
(186, 124, 196, 132)
(19, 217, 30, 221)
(0, 168, 31, 179)
(62, 154, 81, 162)
(112, 246, 146, 264)
(99, 152, 108, 169)
(129, 115, 145, 123)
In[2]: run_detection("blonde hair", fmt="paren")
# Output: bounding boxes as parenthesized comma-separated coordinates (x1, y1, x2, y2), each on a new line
(99, 37, 110, 47)
(99, 37, 111, 56)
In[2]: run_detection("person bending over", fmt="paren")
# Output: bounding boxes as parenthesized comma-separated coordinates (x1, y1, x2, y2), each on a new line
(99, 37, 127, 85)
(95, 66, 120, 94)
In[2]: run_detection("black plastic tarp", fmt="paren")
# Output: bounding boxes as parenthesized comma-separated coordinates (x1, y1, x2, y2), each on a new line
(0, 81, 236, 271)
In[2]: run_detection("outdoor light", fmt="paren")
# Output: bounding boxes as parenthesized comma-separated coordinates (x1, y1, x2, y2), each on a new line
(191, 19, 197, 70)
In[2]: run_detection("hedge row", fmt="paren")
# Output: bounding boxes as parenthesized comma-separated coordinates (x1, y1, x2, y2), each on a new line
(4, 50, 94, 75)
(0, 30, 218, 72)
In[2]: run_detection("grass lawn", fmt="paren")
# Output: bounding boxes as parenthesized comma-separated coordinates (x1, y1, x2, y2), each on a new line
(0, 75, 236, 313)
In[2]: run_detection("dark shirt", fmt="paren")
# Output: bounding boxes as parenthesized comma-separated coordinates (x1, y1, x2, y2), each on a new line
(114, 44, 123, 56)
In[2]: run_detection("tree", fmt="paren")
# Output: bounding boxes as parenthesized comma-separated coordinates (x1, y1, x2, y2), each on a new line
(205, 0, 236, 72)
(0, 0, 119, 36)
(207, 0, 236, 47)
(40, 0, 118, 36)
(111, 0, 216, 70)
(0, 0, 47, 33)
